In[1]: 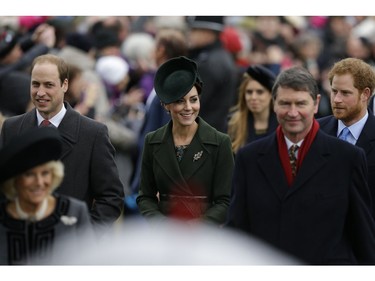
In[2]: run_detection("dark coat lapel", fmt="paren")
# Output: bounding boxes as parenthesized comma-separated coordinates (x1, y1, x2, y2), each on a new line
(18, 109, 38, 132)
(14, 104, 77, 160)
(151, 117, 219, 195)
(179, 127, 210, 180)
(257, 134, 289, 200)
(152, 122, 189, 190)
(356, 114, 375, 154)
(50, 103, 77, 159)
(257, 131, 330, 200)
(58, 103, 79, 142)
(286, 131, 329, 198)
(319, 116, 337, 136)
(158, 137, 187, 186)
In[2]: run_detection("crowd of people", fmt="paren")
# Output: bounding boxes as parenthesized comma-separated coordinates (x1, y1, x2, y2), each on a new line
(1, 15, 375, 265)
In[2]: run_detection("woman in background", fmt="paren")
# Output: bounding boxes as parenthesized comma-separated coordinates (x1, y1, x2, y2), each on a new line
(228, 65, 278, 153)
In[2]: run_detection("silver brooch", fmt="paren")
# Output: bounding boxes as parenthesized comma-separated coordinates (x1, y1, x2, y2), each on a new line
(193, 151, 203, 162)
(60, 215, 78, 225)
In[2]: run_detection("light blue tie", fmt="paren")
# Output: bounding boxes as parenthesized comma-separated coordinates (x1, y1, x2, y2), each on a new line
(339, 127, 350, 142)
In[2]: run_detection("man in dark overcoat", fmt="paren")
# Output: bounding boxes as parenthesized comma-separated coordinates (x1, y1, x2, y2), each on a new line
(318, 58, 375, 218)
(227, 66, 375, 264)
(187, 16, 238, 133)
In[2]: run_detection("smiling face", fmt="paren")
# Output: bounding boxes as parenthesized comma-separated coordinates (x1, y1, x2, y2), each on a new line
(14, 162, 53, 211)
(30, 62, 68, 120)
(274, 86, 320, 143)
(164, 86, 200, 128)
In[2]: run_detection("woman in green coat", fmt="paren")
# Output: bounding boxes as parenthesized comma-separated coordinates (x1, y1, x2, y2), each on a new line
(136, 56, 234, 225)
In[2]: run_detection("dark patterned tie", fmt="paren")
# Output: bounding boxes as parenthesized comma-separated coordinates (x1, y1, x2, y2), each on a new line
(289, 144, 299, 177)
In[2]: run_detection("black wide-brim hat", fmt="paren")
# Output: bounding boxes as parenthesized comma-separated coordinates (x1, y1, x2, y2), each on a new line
(246, 65, 276, 92)
(0, 127, 62, 183)
(154, 56, 203, 104)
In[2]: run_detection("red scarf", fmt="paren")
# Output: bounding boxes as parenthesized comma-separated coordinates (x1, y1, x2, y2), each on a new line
(277, 119, 320, 186)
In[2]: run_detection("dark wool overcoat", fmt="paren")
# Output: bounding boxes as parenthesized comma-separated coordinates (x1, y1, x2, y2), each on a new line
(227, 130, 375, 264)
(318, 114, 375, 218)
(137, 117, 234, 224)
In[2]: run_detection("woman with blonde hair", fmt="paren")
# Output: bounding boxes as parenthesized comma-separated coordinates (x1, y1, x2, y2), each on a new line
(228, 65, 278, 153)
(0, 127, 93, 264)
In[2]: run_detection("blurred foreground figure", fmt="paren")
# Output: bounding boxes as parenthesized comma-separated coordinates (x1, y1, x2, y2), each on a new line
(45, 218, 300, 265)
(0, 128, 93, 265)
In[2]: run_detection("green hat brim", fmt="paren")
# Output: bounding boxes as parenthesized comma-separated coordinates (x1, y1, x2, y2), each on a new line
(154, 56, 202, 104)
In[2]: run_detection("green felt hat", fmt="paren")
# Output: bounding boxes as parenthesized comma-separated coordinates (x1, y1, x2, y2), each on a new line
(154, 56, 203, 104)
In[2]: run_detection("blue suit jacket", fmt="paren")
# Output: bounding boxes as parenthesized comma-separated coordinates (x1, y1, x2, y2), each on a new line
(318, 114, 375, 217)
(227, 130, 375, 264)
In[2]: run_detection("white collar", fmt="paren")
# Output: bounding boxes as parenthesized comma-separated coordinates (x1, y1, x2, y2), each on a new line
(15, 197, 48, 221)
(36, 104, 67, 127)
(284, 136, 304, 150)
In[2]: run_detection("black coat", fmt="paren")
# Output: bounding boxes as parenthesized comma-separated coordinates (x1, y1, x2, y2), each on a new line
(246, 111, 279, 144)
(189, 41, 238, 133)
(318, 113, 375, 218)
(227, 130, 375, 264)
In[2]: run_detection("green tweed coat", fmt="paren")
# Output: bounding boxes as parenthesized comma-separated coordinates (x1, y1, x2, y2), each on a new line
(136, 117, 234, 224)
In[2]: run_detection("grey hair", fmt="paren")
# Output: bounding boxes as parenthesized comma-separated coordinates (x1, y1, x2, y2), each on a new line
(272, 66, 319, 102)
(121, 32, 155, 69)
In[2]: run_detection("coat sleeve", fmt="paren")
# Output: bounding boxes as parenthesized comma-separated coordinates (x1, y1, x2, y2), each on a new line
(347, 148, 375, 264)
(202, 135, 234, 224)
(72, 198, 95, 237)
(89, 124, 124, 225)
(136, 134, 166, 221)
(225, 147, 252, 232)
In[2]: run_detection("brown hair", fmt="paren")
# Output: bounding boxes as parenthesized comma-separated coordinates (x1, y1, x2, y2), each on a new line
(328, 57, 375, 94)
(31, 54, 69, 85)
(155, 29, 188, 60)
